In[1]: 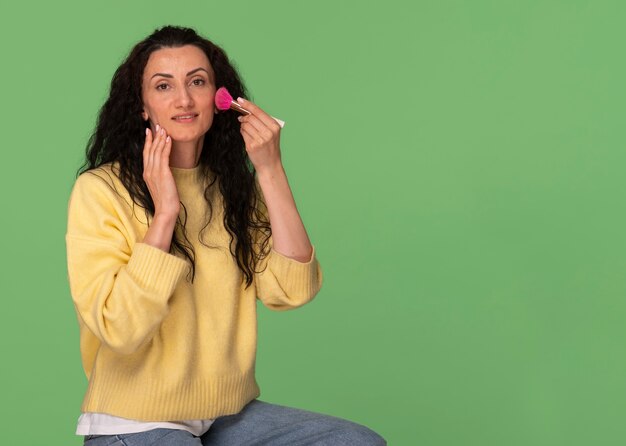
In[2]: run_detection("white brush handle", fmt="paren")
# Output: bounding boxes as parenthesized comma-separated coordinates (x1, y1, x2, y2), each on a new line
(272, 116, 285, 128)
(230, 101, 285, 128)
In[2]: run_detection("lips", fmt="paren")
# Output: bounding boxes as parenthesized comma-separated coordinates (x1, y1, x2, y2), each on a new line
(172, 113, 198, 120)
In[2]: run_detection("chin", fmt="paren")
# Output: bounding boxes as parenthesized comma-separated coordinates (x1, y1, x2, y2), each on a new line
(171, 125, 211, 140)
(171, 135, 197, 142)
(171, 130, 205, 142)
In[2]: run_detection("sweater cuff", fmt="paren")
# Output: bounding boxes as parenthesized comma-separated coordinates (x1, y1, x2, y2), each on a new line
(126, 242, 189, 292)
(268, 245, 320, 288)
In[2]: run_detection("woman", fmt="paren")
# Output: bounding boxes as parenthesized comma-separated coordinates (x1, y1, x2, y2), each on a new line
(66, 25, 385, 445)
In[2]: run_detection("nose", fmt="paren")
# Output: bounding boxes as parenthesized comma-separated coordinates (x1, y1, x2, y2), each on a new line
(175, 85, 194, 109)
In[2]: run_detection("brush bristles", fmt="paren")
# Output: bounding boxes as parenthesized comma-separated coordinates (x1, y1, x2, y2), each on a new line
(215, 87, 234, 111)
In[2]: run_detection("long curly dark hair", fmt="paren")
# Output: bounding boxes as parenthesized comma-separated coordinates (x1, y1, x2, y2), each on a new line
(77, 25, 271, 287)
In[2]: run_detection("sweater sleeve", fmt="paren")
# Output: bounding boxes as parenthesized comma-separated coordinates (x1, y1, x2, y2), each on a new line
(65, 171, 189, 355)
(254, 244, 323, 311)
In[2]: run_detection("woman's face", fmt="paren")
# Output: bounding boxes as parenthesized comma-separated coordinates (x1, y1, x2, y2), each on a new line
(141, 45, 216, 144)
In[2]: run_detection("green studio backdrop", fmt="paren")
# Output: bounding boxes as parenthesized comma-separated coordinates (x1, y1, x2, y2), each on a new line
(1, 1, 625, 445)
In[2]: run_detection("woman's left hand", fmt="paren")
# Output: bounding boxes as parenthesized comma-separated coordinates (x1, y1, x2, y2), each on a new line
(237, 98, 313, 262)
(236, 98, 282, 174)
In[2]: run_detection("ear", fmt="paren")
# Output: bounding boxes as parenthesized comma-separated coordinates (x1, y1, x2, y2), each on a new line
(142, 110, 149, 121)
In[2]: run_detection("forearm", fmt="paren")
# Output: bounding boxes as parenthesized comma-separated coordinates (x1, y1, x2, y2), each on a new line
(142, 213, 178, 252)
(257, 164, 313, 262)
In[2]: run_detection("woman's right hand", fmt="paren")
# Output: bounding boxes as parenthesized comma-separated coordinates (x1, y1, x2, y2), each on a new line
(143, 124, 180, 219)
(141, 124, 180, 252)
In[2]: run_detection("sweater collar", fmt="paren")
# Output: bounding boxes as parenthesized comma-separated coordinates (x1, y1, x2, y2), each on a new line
(170, 163, 205, 184)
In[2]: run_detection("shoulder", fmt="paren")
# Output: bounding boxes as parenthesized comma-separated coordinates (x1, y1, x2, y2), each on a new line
(72, 162, 130, 196)
(69, 162, 134, 212)
(73, 161, 123, 191)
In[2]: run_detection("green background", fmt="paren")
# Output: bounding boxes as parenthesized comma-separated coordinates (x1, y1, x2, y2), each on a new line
(1, 0, 625, 444)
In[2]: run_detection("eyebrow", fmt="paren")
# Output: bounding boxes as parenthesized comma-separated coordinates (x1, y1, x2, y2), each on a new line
(151, 67, 211, 80)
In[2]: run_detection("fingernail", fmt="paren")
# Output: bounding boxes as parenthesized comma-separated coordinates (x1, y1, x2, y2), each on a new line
(145, 128, 149, 135)
(237, 116, 243, 122)
(156, 124, 160, 131)
(237, 97, 244, 104)
(166, 136, 171, 142)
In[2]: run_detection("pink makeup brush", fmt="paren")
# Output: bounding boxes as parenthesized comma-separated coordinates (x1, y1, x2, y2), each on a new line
(215, 86, 285, 128)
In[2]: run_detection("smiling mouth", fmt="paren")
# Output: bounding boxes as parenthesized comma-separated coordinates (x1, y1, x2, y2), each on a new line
(172, 114, 198, 121)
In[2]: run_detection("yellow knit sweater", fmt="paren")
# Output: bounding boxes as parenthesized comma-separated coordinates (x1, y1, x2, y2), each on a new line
(65, 162, 322, 421)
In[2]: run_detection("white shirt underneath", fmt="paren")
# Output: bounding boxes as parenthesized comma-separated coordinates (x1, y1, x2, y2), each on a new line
(76, 412, 215, 437)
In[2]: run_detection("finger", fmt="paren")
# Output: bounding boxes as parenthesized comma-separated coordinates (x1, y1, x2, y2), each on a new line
(239, 120, 263, 141)
(143, 128, 153, 172)
(150, 126, 165, 174)
(239, 125, 252, 146)
(152, 131, 162, 174)
(238, 116, 259, 139)
(240, 127, 255, 149)
(148, 127, 163, 174)
(240, 125, 264, 149)
(244, 111, 281, 135)
(162, 135, 172, 168)
(236, 97, 278, 130)
(239, 113, 274, 138)
(153, 128, 168, 172)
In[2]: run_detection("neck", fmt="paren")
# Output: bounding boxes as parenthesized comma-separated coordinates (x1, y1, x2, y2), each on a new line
(169, 137, 204, 168)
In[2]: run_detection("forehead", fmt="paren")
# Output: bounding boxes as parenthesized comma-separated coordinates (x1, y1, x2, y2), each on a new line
(143, 45, 213, 78)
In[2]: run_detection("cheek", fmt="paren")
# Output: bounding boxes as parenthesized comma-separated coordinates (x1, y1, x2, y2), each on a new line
(202, 111, 215, 129)
(198, 91, 215, 110)
(144, 105, 155, 118)
(143, 98, 165, 120)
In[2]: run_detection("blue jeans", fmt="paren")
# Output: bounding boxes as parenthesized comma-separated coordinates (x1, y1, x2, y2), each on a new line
(83, 399, 386, 445)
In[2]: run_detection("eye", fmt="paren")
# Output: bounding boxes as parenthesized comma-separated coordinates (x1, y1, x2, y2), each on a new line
(192, 78, 205, 86)
(156, 83, 169, 91)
